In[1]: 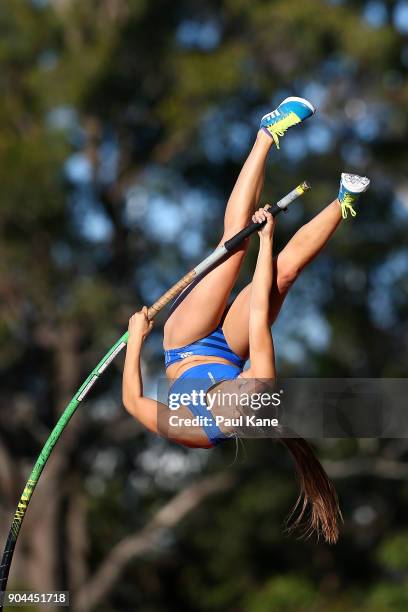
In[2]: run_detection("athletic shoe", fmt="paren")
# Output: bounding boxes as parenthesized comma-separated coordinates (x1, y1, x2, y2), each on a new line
(338, 173, 371, 219)
(260, 96, 316, 148)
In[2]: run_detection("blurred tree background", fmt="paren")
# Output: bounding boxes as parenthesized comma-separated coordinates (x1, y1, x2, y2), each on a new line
(1, 0, 408, 610)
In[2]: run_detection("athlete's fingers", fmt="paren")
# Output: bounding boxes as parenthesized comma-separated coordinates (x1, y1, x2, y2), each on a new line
(265, 211, 275, 230)
(253, 209, 266, 224)
(139, 306, 154, 322)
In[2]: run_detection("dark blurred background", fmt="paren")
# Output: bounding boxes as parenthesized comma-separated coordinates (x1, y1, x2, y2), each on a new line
(1, 0, 408, 610)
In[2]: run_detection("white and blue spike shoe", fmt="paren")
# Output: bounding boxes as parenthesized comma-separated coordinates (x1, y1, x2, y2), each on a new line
(338, 173, 371, 219)
(260, 96, 316, 149)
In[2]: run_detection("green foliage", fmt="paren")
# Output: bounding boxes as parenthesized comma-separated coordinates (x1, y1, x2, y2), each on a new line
(364, 583, 408, 612)
(376, 532, 408, 573)
(245, 575, 320, 612)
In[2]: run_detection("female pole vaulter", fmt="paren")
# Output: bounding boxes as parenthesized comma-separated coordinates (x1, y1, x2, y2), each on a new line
(122, 97, 370, 543)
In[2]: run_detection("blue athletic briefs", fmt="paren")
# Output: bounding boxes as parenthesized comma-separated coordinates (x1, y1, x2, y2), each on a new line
(164, 326, 245, 370)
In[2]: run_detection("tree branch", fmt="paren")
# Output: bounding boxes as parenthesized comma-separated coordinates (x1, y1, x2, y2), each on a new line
(67, 491, 89, 593)
(73, 471, 235, 612)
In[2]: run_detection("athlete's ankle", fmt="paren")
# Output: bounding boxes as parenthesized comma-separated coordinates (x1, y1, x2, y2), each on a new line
(256, 129, 273, 148)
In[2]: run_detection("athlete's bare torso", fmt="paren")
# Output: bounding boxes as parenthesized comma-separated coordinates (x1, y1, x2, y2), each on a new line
(165, 355, 240, 380)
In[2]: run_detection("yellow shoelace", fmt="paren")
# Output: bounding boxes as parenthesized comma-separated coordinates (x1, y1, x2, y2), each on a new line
(340, 193, 357, 219)
(265, 111, 301, 148)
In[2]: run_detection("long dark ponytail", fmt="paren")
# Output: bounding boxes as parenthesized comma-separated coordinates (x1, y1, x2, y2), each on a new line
(280, 437, 341, 544)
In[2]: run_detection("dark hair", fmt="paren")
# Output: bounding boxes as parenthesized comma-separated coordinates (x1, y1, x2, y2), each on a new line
(280, 437, 342, 544)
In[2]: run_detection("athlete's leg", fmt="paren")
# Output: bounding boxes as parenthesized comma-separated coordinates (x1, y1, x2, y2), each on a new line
(164, 97, 317, 349)
(223, 173, 371, 356)
(223, 199, 342, 358)
(164, 130, 273, 349)
(222, 130, 272, 238)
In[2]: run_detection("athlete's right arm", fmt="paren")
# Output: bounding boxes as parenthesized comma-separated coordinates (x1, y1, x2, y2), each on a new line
(243, 209, 277, 380)
(122, 308, 162, 434)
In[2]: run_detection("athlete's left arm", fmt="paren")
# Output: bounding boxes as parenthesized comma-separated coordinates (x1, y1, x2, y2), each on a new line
(122, 308, 163, 434)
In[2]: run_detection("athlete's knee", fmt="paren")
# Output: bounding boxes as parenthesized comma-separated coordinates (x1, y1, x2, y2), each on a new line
(221, 220, 251, 243)
(277, 257, 301, 292)
(220, 228, 250, 252)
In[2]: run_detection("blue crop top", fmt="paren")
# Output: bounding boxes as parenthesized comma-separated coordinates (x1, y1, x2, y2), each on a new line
(168, 362, 242, 445)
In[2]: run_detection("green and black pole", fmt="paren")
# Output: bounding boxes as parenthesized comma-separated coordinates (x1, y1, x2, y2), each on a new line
(0, 181, 310, 606)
